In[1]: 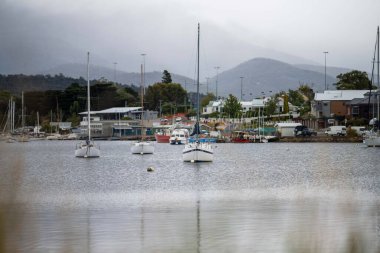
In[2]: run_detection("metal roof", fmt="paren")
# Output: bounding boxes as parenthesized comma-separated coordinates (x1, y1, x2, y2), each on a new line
(79, 107, 142, 115)
(274, 122, 302, 127)
(314, 90, 370, 101)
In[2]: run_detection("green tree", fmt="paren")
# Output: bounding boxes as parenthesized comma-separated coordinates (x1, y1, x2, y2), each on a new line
(144, 82, 187, 112)
(162, 70, 172, 84)
(288, 89, 304, 106)
(201, 93, 216, 108)
(264, 97, 278, 116)
(116, 85, 139, 106)
(298, 84, 314, 101)
(335, 70, 372, 90)
(283, 94, 289, 113)
(223, 94, 242, 118)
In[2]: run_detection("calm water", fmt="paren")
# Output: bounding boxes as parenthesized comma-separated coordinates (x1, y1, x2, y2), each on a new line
(0, 141, 379, 252)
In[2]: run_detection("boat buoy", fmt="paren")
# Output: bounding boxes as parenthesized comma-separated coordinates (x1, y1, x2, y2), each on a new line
(147, 167, 154, 172)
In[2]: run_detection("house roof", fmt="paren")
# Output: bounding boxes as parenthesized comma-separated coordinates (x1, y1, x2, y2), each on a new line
(274, 122, 301, 127)
(79, 107, 142, 115)
(350, 96, 380, 105)
(314, 90, 370, 101)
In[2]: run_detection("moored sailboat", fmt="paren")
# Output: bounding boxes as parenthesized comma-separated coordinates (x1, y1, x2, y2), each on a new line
(131, 64, 155, 154)
(364, 26, 380, 147)
(75, 52, 100, 158)
(182, 24, 213, 162)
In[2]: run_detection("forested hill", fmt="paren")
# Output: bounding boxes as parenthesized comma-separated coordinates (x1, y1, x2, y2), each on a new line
(0, 74, 87, 94)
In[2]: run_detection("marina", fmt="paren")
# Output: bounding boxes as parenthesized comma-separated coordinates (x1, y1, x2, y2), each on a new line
(0, 141, 379, 252)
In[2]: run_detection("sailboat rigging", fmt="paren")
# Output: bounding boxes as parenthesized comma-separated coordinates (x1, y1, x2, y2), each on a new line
(364, 26, 380, 147)
(131, 63, 155, 154)
(182, 23, 214, 162)
(75, 52, 100, 158)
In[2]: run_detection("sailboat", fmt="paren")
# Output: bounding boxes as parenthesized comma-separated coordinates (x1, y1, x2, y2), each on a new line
(18, 91, 29, 142)
(364, 26, 380, 147)
(182, 24, 213, 162)
(75, 52, 100, 158)
(1, 97, 15, 142)
(131, 64, 155, 154)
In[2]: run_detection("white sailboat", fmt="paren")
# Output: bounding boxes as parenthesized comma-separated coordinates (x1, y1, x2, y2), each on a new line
(364, 26, 380, 147)
(131, 64, 155, 154)
(183, 24, 213, 162)
(75, 52, 100, 158)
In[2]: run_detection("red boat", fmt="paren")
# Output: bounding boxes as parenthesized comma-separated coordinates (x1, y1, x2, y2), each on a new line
(230, 131, 250, 143)
(155, 130, 170, 143)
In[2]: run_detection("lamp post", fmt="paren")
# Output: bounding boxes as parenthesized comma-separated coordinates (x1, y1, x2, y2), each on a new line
(215, 66, 220, 99)
(240, 76, 244, 101)
(323, 51, 328, 90)
(206, 77, 210, 94)
(113, 62, 117, 83)
(141, 53, 146, 95)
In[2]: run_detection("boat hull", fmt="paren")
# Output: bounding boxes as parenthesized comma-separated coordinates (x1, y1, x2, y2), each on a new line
(155, 134, 170, 143)
(169, 138, 186, 145)
(75, 144, 100, 158)
(363, 136, 380, 147)
(131, 141, 155, 154)
(182, 142, 213, 162)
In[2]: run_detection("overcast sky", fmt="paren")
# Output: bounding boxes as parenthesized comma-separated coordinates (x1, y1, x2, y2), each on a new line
(1, 0, 379, 80)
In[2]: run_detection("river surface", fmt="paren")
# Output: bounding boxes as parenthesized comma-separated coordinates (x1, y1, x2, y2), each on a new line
(0, 141, 379, 252)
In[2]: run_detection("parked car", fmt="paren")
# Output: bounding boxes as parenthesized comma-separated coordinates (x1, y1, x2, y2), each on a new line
(325, 126, 347, 136)
(350, 126, 366, 136)
(294, 125, 315, 137)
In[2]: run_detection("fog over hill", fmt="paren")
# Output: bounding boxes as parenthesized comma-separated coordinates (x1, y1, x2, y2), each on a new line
(294, 64, 352, 79)
(39, 58, 353, 98)
(42, 64, 196, 89)
(201, 58, 343, 99)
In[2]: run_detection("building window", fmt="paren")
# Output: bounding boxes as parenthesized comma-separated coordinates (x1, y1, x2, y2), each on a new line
(352, 106, 359, 115)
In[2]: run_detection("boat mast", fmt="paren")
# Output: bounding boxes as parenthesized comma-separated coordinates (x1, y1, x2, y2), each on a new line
(87, 52, 91, 141)
(196, 23, 200, 140)
(377, 26, 379, 122)
(141, 63, 144, 141)
(22, 91, 24, 132)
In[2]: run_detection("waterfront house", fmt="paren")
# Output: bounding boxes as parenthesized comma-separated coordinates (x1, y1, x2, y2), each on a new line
(311, 90, 370, 127)
(347, 90, 379, 120)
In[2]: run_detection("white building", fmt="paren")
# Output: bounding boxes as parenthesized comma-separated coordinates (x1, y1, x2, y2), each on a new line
(203, 98, 267, 115)
(274, 122, 301, 137)
(202, 97, 297, 116)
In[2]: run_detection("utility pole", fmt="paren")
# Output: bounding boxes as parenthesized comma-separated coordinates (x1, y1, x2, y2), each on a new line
(113, 62, 117, 83)
(214, 66, 220, 99)
(323, 51, 328, 90)
(206, 77, 210, 94)
(240, 76, 244, 101)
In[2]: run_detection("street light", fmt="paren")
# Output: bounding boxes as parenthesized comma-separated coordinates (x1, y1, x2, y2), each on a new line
(141, 53, 146, 95)
(206, 77, 210, 94)
(113, 62, 117, 83)
(240, 76, 244, 101)
(323, 51, 328, 90)
(215, 66, 220, 98)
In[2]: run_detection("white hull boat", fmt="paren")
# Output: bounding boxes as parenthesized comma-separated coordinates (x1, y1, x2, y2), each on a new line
(182, 24, 213, 162)
(131, 141, 155, 154)
(75, 142, 100, 158)
(74, 52, 100, 158)
(363, 134, 380, 147)
(169, 129, 189, 145)
(183, 142, 213, 162)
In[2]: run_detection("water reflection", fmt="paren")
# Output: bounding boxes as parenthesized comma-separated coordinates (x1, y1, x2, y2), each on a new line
(0, 141, 379, 252)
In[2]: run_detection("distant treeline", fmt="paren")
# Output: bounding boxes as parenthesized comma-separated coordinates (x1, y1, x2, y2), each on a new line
(0, 81, 140, 128)
(0, 73, 87, 94)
